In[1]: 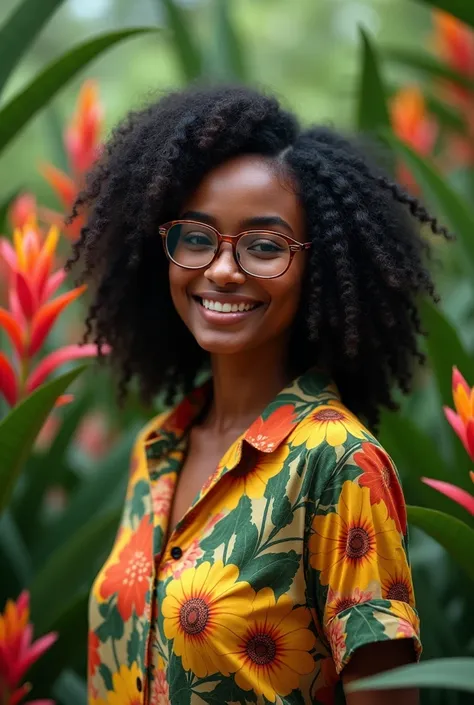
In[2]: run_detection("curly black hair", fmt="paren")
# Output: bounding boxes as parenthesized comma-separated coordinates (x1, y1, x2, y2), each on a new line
(66, 84, 450, 428)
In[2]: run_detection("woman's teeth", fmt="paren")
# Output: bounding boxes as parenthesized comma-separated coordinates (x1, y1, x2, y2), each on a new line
(200, 298, 258, 312)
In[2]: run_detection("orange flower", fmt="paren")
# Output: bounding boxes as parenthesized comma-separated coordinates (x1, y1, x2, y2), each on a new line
(390, 86, 438, 192)
(325, 618, 347, 674)
(354, 442, 407, 533)
(40, 80, 103, 241)
(432, 11, 474, 84)
(0, 591, 57, 703)
(99, 517, 153, 621)
(380, 562, 414, 606)
(444, 366, 474, 463)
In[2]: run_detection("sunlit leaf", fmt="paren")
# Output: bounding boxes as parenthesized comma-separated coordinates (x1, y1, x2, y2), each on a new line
(0, 28, 155, 157)
(0, 365, 87, 512)
(348, 657, 474, 693)
(0, 0, 66, 97)
(408, 506, 474, 581)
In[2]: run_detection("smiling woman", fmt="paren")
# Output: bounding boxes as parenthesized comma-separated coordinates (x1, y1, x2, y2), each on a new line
(66, 84, 449, 705)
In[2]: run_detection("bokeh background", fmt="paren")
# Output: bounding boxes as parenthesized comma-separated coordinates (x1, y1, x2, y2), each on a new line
(1, 0, 474, 703)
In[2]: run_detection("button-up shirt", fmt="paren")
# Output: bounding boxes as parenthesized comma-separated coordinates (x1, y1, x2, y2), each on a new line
(88, 369, 420, 704)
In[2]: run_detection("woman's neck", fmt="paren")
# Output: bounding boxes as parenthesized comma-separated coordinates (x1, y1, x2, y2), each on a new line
(204, 339, 291, 435)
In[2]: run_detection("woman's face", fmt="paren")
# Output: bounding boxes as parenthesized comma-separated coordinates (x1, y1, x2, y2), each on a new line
(168, 154, 307, 357)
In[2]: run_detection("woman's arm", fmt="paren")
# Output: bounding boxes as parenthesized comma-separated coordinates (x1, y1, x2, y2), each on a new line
(342, 639, 419, 705)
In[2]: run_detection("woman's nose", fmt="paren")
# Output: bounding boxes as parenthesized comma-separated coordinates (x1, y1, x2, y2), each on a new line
(204, 243, 246, 286)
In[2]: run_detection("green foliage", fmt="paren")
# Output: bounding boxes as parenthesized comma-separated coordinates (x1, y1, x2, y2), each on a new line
(357, 28, 390, 132)
(158, 0, 203, 81)
(348, 658, 474, 693)
(0, 365, 86, 512)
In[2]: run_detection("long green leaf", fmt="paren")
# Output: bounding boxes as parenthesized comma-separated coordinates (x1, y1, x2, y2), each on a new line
(384, 133, 474, 274)
(0, 28, 154, 157)
(206, 0, 247, 81)
(159, 0, 203, 81)
(357, 28, 390, 132)
(414, 0, 474, 30)
(348, 658, 474, 693)
(0, 511, 32, 595)
(378, 409, 471, 514)
(408, 506, 474, 581)
(33, 425, 138, 564)
(0, 365, 86, 512)
(30, 508, 121, 630)
(384, 47, 474, 91)
(0, 0, 66, 97)
(420, 299, 474, 409)
(28, 592, 88, 691)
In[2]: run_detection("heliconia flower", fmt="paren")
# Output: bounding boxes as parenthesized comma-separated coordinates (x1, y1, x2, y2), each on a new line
(8, 194, 38, 231)
(0, 217, 108, 408)
(432, 11, 474, 86)
(422, 477, 474, 516)
(40, 80, 102, 241)
(0, 590, 57, 704)
(444, 366, 474, 462)
(390, 86, 438, 191)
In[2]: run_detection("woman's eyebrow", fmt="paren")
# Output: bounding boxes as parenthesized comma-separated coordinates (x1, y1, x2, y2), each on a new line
(180, 210, 216, 224)
(240, 215, 294, 233)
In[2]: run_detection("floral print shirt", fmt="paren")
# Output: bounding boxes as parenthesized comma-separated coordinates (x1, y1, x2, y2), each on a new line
(88, 368, 420, 705)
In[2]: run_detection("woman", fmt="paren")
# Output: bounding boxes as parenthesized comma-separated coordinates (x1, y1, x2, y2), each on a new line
(69, 85, 447, 704)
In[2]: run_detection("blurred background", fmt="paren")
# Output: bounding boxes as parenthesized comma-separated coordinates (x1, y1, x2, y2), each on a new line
(1, 0, 474, 703)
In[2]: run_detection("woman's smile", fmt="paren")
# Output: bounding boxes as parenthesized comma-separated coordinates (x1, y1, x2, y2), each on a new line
(191, 292, 265, 326)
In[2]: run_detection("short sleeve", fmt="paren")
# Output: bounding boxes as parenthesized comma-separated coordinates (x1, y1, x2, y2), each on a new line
(306, 440, 421, 673)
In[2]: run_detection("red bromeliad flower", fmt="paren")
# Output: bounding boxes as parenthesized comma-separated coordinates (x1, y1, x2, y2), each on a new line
(423, 367, 474, 516)
(40, 80, 103, 241)
(0, 217, 107, 408)
(390, 86, 438, 191)
(0, 591, 56, 705)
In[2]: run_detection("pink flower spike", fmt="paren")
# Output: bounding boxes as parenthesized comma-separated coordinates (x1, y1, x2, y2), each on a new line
(44, 269, 67, 301)
(9, 683, 31, 705)
(0, 237, 17, 271)
(444, 405, 468, 446)
(14, 630, 58, 683)
(0, 352, 18, 406)
(0, 307, 25, 357)
(9, 289, 27, 329)
(29, 284, 87, 356)
(422, 477, 474, 516)
(466, 418, 474, 462)
(25, 701, 56, 705)
(453, 366, 471, 396)
(26, 343, 110, 392)
(15, 270, 36, 319)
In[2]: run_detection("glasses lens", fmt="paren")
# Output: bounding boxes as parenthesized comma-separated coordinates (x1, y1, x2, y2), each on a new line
(237, 232, 290, 277)
(166, 223, 217, 268)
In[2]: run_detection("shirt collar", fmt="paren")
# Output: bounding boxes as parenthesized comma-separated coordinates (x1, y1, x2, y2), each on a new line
(143, 368, 339, 463)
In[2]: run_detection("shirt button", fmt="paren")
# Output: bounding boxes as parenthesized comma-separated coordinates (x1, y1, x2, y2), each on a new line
(170, 546, 183, 560)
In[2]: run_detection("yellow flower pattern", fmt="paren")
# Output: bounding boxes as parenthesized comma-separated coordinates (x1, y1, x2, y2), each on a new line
(88, 369, 421, 704)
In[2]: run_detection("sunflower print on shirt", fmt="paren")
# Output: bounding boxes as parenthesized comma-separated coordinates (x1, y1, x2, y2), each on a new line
(88, 368, 421, 705)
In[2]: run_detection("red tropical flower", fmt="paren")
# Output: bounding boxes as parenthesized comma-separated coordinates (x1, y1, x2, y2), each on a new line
(87, 631, 101, 679)
(0, 591, 57, 705)
(444, 366, 474, 462)
(40, 81, 103, 241)
(390, 86, 438, 192)
(354, 442, 407, 533)
(245, 404, 296, 451)
(99, 517, 154, 621)
(0, 217, 109, 409)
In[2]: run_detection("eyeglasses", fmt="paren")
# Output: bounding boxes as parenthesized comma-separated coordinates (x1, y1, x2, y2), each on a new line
(159, 220, 311, 279)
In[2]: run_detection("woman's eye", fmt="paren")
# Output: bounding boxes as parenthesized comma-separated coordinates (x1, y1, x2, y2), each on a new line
(183, 232, 214, 246)
(248, 239, 284, 254)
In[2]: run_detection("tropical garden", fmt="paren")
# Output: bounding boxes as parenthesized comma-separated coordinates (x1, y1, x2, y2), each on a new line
(0, 0, 474, 703)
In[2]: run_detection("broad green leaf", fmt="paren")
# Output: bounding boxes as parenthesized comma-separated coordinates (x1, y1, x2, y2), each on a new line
(0, 365, 86, 512)
(28, 592, 88, 691)
(414, 0, 474, 30)
(378, 409, 472, 513)
(357, 28, 390, 132)
(206, 0, 247, 81)
(347, 657, 474, 693)
(30, 508, 121, 630)
(158, 0, 203, 81)
(420, 299, 474, 408)
(407, 506, 474, 581)
(384, 133, 474, 274)
(0, 28, 155, 157)
(0, 511, 32, 594)
(383, 47, 474, 91)
(33, 425, 138, 564)
(53, 671, 87, 705)
(0, 0, 66, 97)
